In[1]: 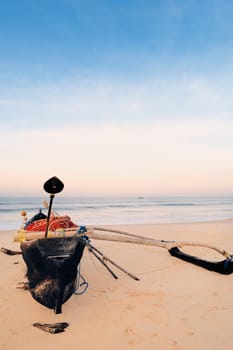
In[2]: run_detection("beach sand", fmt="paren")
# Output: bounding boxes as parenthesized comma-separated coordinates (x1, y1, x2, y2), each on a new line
(0, 221, 233, 350)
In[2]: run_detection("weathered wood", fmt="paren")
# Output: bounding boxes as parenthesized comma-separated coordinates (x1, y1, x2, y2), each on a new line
(88, 231, 232, 259)
(0, 247, 22, 255)
(92, 226, 174, 244)
(33, 322, 69, 334)
(17, 282, 29, 290)
(89, 231, 169, 248)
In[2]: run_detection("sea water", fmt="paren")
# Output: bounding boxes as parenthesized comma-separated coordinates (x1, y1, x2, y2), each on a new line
(0, 196, 233, 230)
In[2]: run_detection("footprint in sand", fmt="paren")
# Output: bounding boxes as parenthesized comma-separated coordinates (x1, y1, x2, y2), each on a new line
(124, 327, 141, 346)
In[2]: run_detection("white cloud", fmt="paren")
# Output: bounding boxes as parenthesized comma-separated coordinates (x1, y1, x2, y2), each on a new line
(0, 72, 232, 129)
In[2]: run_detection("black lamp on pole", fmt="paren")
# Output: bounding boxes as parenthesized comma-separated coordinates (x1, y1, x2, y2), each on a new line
(43, 176, 64, 238)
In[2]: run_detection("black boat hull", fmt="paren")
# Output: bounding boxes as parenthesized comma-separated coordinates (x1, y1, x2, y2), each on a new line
(169, 247, 233, 275)
(21, 236, 86, 313)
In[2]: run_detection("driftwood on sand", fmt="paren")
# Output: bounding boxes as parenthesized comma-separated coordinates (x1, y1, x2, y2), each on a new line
(17, 281, 29, 290)
(0, 247, 22, 255)
(33, 322, 69, 334)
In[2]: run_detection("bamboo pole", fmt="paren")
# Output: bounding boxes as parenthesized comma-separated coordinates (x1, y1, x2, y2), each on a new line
(87, 245, 118, 279)
(87, 242, 139, 281)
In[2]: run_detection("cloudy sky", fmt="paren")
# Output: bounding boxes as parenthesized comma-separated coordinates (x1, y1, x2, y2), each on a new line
(0, 0, 233, 196)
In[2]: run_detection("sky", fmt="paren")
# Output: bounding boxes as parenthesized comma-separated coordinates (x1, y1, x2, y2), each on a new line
(0, 0, 233, 196)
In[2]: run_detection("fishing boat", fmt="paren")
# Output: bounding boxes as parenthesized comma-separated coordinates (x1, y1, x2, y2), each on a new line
(12, 177, 233, 314)
(17, 177, 86, 314)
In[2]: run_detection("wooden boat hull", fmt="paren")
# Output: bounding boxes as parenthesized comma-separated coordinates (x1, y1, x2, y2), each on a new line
(21, 236, 86, 313)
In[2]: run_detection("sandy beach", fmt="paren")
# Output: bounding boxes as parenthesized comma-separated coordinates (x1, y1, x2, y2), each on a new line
(0, 220, 233, 350)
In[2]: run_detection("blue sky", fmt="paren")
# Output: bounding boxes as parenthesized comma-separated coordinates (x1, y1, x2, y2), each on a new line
(0, 0, 233, 195)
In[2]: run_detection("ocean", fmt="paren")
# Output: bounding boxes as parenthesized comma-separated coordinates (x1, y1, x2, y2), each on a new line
(0, 195, 233, 230)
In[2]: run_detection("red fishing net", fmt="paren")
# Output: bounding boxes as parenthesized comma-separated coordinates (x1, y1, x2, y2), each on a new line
(26, 216, 78, 231)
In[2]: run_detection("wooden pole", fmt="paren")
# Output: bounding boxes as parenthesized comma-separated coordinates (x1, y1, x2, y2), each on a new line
(88, 231, 232, 259)
(88, 242, 140, 281)
(87, 245, 118, 279)
(92, 225, 174, 243)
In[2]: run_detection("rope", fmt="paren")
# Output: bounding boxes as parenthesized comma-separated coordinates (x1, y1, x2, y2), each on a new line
(74, 263, 88, 295)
